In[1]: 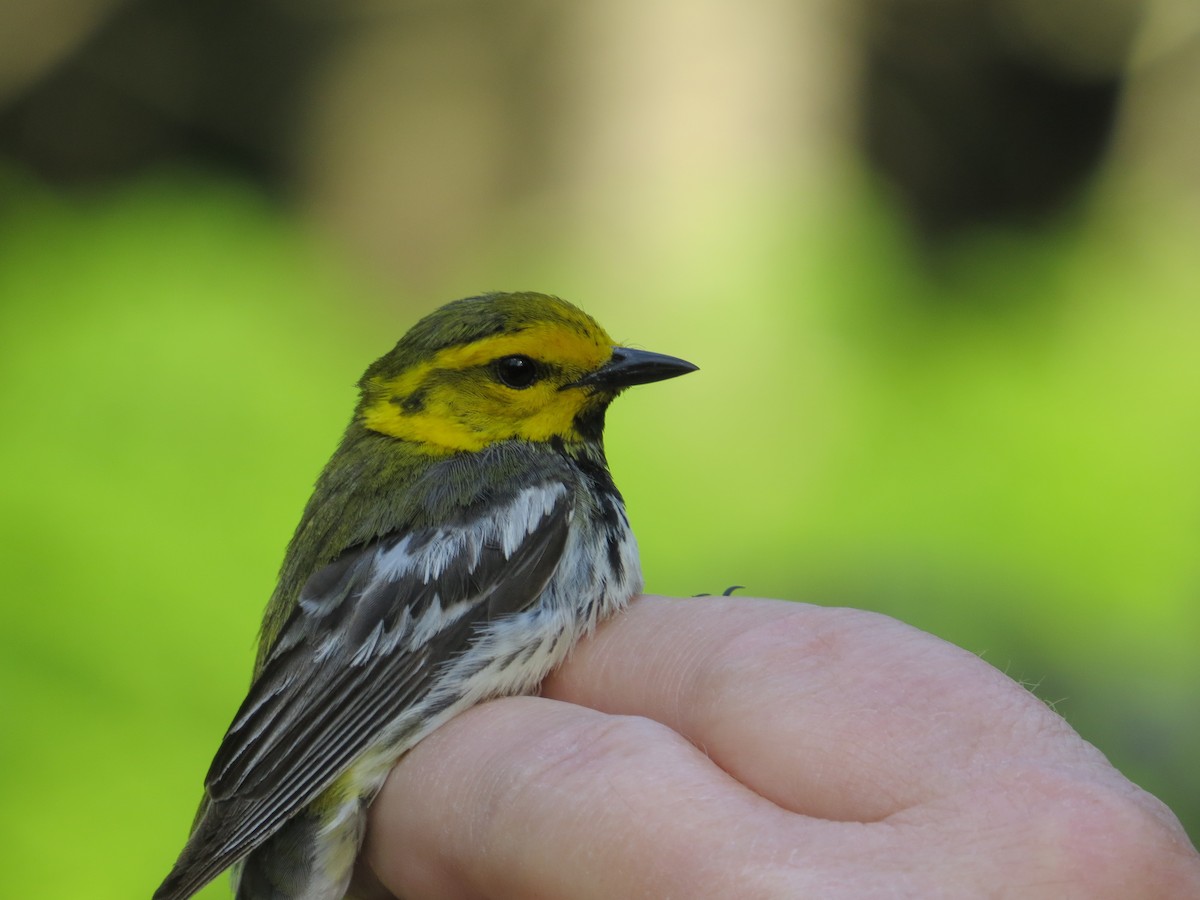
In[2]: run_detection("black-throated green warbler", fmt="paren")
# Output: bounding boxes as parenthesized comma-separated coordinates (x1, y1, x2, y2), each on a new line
(155, 292, 697, 900)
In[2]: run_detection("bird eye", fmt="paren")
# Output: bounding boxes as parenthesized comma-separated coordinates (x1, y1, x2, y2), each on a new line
(493, 355, 539, 389)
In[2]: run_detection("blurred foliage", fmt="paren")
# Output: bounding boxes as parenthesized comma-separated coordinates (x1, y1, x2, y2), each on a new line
(0, 163, 1196, 899)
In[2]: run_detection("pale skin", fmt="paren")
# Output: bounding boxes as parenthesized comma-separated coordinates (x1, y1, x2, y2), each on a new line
(353, 595, 1200, 899)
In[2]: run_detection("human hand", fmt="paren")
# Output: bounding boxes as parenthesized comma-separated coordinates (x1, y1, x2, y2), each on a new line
(353, 595, 1200, 899)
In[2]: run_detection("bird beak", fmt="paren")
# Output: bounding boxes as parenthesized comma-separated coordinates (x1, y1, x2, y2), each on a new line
(569, 347, 698, 391)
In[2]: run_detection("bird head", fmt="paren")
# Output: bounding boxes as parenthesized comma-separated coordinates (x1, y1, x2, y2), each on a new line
(357, 292, 696, 453)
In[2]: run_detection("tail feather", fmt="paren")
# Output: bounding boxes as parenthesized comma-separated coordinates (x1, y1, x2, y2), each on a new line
(154, 798, 259, 900)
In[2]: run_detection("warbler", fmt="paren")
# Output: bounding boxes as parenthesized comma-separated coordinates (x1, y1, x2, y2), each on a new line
(155, 291, 696, 900)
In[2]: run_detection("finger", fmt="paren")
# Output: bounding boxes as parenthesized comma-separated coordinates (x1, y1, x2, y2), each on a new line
(362, 689, 1200, 900)
(359, 695, 815, 900)
(362, 599, 1200, 899)
(541, 595, 1117, 822)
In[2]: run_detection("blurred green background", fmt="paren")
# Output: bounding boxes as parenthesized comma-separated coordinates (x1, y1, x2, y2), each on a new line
(1, 1, 1197, 898)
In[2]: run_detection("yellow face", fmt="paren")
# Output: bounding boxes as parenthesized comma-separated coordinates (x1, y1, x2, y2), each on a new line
(360, 319, 616, 453)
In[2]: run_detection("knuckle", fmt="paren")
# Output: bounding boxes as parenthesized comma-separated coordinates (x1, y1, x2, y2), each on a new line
(1000, 770, 1200, 896)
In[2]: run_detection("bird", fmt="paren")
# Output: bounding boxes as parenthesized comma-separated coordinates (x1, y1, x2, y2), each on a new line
(154, 291, 697, 900)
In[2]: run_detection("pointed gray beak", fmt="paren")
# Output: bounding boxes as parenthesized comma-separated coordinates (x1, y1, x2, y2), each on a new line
(569, 347, 698, 391)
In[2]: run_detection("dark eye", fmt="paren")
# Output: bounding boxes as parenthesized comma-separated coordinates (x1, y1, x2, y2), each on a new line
(493, 355, 540, 389)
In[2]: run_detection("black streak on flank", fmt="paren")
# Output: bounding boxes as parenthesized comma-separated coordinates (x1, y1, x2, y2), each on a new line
(570, 452, 621, 510)
(605, 531, 625, 582)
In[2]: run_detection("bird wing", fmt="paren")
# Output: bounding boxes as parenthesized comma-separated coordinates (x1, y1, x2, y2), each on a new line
(155, 482, 572, 900)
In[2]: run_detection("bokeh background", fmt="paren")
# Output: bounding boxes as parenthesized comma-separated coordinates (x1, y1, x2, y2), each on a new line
(1, 1, 1197, 897)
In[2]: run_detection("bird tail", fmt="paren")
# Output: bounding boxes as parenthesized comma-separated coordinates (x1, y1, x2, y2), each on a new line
(153, 797, 253, 900)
